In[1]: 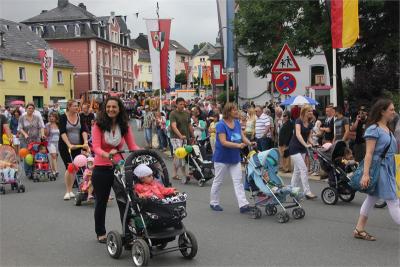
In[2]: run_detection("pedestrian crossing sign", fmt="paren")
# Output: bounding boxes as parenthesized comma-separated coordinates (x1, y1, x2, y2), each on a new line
(271, 43, 300, 73)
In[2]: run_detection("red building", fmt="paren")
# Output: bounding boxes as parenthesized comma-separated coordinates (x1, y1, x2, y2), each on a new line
(209, 49, 226, 95)
(22, 0, 137, 98)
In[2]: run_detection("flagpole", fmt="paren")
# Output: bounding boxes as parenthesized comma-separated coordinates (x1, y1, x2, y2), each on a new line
(157, 2, 162, 112)
(332, 48, 337, 107)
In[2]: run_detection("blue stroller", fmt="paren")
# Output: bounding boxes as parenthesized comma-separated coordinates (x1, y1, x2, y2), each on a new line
(245, 148, 305, 223)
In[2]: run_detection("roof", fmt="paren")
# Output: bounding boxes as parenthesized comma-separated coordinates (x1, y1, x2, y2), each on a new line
(194, 42, 217, 57)
(130, 38, 141, 50)
(138, 50, 150, 62)
(134, 34, 190, 55)
(22, 1, 97, 23)
(0, 19, 73, 68)
(209, 49, 222, 60)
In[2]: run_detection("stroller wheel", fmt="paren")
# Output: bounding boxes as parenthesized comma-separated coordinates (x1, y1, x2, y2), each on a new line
(107, 231, 123, 259)
(265, 205, 277, 216)
(0, 186, 5, 194)
(198, 179, 205, 187)
(178, 231, 198, 259)
(181, 176, 189, 185)
(292, 208, 305, 219)
(18, 185, 25, 193)
(252, 207, 262, 219)
(276, 211, 290, 223)
(339, 191, 356, 203)
(74, 193, 83, 206)
(131, 238, 150, 266)
(321, 187, 338, 205)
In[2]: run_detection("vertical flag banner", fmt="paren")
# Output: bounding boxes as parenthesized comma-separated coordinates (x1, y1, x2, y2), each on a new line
(331, 0, 359, 48)
(168, 50, 176, 91)
(38, 49, 54, 89)
(184, 61, 189, 86)
(145, 19, 161, 89)
(159, 19, 172, 89)
(188, 60, 193, 87)
(216, 0, 227, 68)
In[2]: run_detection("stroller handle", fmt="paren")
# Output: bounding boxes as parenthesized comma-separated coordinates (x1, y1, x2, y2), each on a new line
(68, 144, 87, 154)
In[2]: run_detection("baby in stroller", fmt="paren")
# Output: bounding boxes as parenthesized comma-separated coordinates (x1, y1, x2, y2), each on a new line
(80, 157, 94, 201)
(334, 147, 358, 177)
(245, 148, 305, 222)
(133, 164, 177, 200)
(34, 144, 49, 171)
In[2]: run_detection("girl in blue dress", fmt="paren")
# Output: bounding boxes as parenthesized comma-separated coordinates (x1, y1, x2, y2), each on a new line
(354, 99, 400, 241)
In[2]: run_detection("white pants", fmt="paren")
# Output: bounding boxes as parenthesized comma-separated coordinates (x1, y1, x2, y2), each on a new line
(135, 119, 142, 129)
(290, 153, 312, 195)
(360, 195, 400, 225)
(210, 162, 249, 208)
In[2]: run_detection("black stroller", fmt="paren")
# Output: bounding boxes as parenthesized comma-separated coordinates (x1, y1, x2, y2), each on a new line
(314, 141, 357, 205)
(106, 150, 198, 266)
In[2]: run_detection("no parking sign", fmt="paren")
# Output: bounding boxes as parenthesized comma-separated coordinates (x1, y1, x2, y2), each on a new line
(274, 72, 297, 95)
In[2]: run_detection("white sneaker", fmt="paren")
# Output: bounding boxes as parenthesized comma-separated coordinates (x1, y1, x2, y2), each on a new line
(69, 192, 75, 198)
(64, 193, 70, 200)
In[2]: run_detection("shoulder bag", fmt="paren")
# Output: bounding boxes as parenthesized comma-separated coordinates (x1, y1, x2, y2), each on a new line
(349, 133, 392, 194)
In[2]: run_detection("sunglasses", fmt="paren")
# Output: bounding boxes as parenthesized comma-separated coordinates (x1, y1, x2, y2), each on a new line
(283, 115, 288, 117)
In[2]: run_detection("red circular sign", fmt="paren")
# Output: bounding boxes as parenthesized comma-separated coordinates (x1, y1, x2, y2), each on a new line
(274, 72, 297, 95)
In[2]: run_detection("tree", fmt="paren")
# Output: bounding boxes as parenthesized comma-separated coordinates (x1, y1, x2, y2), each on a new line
(235, 0, 399, 107)
(175, 72, 187, 85)
(191, 42, 207, 54)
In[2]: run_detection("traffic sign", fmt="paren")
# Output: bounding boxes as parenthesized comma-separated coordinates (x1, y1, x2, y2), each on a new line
(275, 72, 297, 95)
(271, 43, 300, 73)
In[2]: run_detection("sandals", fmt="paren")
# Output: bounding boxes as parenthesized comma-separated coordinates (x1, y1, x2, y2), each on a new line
(172, 175, 180, 180)
(97, 235, 107, 243)
(353, 228, 376, 241)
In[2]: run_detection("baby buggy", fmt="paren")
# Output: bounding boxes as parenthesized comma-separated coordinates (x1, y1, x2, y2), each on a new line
(28, 141, 56, 182)
(106, 150, 198, 266)
(314, 141, 356, 205)
(183, 142, 214, 186)
(245, 148, 305, 223)
(0, 144, 25, 194)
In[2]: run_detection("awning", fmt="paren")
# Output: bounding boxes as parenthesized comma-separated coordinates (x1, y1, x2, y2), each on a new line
(306, 85, 332, 90)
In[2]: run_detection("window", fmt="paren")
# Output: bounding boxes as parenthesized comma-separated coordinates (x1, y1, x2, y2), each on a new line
(127, 56, 132, 71)
(39, 69, 43, 82)
(310, 65, 325, 85)
(123, 56, 126, 71)
(74, 24, 81, 36)
(98, 49, 103, 66)
(181, 56, 185, 63)
(18, 67, 26, 81)
(0, 63, 3, 80)
(148, 65, 152, 73)
(104, 50, 109, 67)
(105, 80, 110, 90)
(57, 71, 63, 83)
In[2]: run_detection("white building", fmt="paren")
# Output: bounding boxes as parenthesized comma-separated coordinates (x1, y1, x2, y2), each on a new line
(238, 51, 354, 107)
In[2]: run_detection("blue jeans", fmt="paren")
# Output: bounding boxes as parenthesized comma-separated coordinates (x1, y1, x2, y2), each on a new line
(19, 138, 33, 177)
(157, 128, 167, 149)
(144, 128, 152, 146)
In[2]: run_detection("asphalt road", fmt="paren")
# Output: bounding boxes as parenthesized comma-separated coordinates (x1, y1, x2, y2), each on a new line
(1, 121, 399, 267)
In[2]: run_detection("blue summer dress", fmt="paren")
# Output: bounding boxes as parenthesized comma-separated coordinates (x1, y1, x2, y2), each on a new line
(364, 125, 398, 200)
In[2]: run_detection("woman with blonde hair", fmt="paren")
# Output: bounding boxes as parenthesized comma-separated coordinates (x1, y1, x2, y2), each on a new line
(245, 107, 257, 141)
(288, 105, 317, 199)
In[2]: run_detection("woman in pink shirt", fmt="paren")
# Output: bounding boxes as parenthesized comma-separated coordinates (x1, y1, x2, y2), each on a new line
(91, 97, 140, 243)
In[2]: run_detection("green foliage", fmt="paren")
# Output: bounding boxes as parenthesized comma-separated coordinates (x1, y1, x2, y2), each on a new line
(217, 91, 235, 104)
(175, 71, 187, 84)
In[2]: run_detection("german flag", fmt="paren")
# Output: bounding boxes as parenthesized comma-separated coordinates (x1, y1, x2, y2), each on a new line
(331, 0, 359, 48)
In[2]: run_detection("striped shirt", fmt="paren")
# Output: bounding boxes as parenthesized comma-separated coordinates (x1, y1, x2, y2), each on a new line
(255, 113, 271, 138)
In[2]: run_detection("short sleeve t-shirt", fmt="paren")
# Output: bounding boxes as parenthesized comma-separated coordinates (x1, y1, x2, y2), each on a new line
(334, 117, 349, 141)
(169, 110, 190, 139)
(0, 115, 7, 144)
(213, 119, 242, 164)
(288, 119, 313, 155)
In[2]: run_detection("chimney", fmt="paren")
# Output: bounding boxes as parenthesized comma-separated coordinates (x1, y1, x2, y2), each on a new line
(110, 11, 115, 18)
(139, 32, 143, 36)
(194, 44, 199, 51)
(78, 3, 86, 10)
(58, 0, 68, 8)
(41, 10, 48, 14)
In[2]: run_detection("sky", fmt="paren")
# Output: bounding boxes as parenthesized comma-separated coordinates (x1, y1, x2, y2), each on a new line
(0, 0, 219, 51)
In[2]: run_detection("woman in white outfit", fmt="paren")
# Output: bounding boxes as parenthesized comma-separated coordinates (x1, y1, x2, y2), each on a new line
(288, 105, 318, 199)
(209, 103, 255, 213)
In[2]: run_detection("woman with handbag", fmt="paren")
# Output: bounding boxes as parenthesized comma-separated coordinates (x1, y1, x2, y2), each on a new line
(353, 99, 400, 241)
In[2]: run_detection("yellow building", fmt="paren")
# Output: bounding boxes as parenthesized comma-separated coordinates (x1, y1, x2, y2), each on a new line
(0, 19, 74, 107)
(137, 50, 152, 89)
(191, 42, 218, 86)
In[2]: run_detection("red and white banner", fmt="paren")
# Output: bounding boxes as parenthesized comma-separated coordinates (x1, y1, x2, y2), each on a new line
(38, 49, 54, 89)
(145, 19, 171, 90)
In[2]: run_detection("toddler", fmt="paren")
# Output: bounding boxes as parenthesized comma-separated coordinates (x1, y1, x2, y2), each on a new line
(134, 164, 177, 199)
(81, 157, 94, 200)
(335, 148, 358, 175)
(34, 145, 49, 170)
(262, 170, 302, 198)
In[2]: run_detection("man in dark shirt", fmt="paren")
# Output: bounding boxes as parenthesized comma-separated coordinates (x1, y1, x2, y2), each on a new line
(320, 105, 335, 143)
(79, 103, 95, 134)
(350, 106, 367, 162)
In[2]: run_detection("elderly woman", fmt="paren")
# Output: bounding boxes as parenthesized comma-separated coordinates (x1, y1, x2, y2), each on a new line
(18, 103, 45, 178)
(59, 100, 89, 200)
(353, 99, 399, 241)
(209, 102, 255, 213)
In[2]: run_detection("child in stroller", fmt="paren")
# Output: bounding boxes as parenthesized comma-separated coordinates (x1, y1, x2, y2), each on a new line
(106, 150, 197, 266)
(0, 144, 25, 194)
(315, 141, 357, 205)
(30, 142, 55, 182)
(80, 157, 94, 201)
(245, 148, 305, 223)
(183, 142, 214, 186)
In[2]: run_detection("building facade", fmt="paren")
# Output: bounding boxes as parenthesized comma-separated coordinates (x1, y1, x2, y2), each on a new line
(0, 19, 74, 106)
(22, 0, 137, 98)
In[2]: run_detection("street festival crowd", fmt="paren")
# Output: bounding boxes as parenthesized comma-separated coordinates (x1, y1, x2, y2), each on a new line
(1, 94, 400, 243)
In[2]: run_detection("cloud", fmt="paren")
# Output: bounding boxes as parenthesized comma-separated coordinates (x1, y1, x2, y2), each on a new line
(0, 0, 219, 50)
